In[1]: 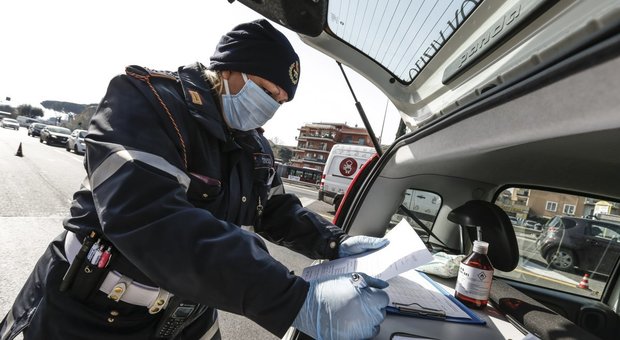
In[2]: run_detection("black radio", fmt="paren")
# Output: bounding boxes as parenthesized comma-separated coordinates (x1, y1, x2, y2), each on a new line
(155, 297, 200, 338)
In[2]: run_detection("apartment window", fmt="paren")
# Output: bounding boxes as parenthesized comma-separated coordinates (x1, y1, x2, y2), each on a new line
(546, 201, 558, 212)
(563, 204, 576, 215)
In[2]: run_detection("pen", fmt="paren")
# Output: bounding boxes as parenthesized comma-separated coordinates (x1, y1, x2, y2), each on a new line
(97, 246, 113, 269)
(90, 244, 105, 265)
(86, 239, 101, 261)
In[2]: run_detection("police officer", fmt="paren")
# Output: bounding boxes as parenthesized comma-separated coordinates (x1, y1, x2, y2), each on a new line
(0, 20, 390, 340)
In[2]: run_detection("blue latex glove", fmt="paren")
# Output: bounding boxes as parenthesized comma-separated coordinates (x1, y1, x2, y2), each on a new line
(338, 235, 389, 258)
(292, 272, 389, 340)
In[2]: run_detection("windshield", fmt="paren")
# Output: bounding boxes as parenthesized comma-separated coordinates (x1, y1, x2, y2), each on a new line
(78, 131, 87, 138)
(48, 126, 71, 134)
(327, 0, 481, 83)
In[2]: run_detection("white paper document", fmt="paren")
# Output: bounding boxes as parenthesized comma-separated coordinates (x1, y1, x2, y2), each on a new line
(301, 219, 433, 281)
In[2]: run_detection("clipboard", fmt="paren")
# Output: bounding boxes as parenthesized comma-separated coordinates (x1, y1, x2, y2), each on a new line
(386, 271, 486, 325)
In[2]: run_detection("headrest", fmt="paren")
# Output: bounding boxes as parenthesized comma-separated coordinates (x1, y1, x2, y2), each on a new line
(448, 200, 519, 272)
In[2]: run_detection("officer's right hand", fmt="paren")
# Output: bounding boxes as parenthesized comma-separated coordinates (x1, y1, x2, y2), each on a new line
(292, 272, 389, 340)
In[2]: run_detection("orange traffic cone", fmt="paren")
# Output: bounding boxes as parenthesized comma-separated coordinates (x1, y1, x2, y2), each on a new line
(577, 273, 590, 289)
(15, 142, 23, 157)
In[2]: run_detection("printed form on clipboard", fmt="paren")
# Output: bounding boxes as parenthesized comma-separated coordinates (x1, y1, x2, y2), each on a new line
(301, 219, 485, 325)
(386, 269, 485, 325)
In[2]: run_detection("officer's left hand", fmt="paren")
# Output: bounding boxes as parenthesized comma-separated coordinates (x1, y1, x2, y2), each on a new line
(338, 235, 389, 258)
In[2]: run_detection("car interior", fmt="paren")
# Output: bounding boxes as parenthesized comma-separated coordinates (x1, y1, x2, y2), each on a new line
(237, 0, 620, 339)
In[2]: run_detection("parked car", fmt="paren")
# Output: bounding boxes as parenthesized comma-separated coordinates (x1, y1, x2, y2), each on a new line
(508, 216, 520, 226)
(523, 219, 542, 231)
(1, 118, 19, 130)
(65, 129, 87, 154)
(243, 1, 620, 339)
(39, 126, 71, 146)
(27, 123, 47, 137)
(537, 216, 620, 274)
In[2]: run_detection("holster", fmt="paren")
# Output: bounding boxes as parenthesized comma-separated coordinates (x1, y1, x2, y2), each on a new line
(67, 260, 110, 301)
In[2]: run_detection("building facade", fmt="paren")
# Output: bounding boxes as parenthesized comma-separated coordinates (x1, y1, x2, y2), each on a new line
(291, 122, 372, 172)
(497, 187, 620, 223)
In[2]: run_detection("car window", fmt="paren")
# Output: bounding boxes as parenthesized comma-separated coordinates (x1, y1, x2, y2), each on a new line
(495, 187, 620, 299)
(590, 222, 620, 241)
(47, 126, 71, 134)
(389, 189, 442, 241)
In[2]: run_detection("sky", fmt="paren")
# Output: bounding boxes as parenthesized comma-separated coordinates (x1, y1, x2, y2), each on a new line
(0, 0, 401, 146)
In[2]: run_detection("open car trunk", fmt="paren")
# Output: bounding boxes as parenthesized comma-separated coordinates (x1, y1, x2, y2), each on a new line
(237, 1, 620, 339)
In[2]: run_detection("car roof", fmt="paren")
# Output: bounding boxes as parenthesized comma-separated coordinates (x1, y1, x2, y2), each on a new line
(562, 216, 620, 226)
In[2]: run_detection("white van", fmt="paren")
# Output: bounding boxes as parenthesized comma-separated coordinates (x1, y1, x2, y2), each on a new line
(318, 144, 375, 209)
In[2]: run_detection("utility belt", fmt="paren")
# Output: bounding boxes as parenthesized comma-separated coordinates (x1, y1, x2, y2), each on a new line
(62, 231, 171, 313)
(61, 231, 211, 338)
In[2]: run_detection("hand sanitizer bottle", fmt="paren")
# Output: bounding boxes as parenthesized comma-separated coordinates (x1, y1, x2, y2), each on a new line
(455, 240, 493, 308)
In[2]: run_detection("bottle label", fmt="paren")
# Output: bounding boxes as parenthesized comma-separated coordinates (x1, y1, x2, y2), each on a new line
(455, 264, 493, 300)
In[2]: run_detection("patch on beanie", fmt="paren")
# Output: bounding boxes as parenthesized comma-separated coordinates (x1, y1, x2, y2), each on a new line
(289, 61, 300, 85)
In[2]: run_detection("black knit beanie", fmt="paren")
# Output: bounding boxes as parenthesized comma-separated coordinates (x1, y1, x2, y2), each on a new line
(209, 19, 300, 100)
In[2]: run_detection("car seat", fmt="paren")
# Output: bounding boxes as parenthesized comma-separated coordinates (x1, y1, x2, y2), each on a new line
(447, 200, 519, 272)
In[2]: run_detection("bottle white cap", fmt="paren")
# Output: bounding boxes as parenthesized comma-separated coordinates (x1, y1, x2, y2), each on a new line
(473, 240, 489, 254)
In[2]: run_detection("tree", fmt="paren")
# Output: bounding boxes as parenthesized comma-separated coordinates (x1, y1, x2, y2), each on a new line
(270, 136, 283, 145)
(278, 147, 293, 164)
(31, 107, 44, 118)
(0, 105, 14, 115)
(16, 104, 44, 118)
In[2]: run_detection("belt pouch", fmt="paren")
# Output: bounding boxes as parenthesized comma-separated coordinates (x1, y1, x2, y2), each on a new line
(68, 261, 109, 301)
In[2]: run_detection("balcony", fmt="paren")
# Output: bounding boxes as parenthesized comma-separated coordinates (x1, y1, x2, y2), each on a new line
(301, 145, 329, 153)
(303, 157, 326, 165)
(302, 133, 335, 141)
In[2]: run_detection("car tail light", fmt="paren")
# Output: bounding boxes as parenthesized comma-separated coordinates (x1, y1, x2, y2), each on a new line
(319, 174, 325, 191)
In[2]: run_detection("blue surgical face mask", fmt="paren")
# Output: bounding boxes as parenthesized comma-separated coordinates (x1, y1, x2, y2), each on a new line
(221, 73, 281, 131)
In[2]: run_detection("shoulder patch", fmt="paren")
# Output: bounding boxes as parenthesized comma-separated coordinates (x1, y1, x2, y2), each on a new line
(125, 65, 178, 81)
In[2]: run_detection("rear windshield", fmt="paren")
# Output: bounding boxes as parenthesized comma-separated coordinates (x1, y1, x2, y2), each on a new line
(327, 0, 481, 83)
(48, 126, 71, 134)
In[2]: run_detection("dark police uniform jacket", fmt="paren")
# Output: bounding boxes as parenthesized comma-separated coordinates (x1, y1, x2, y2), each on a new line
(0, 62, 346, 340)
